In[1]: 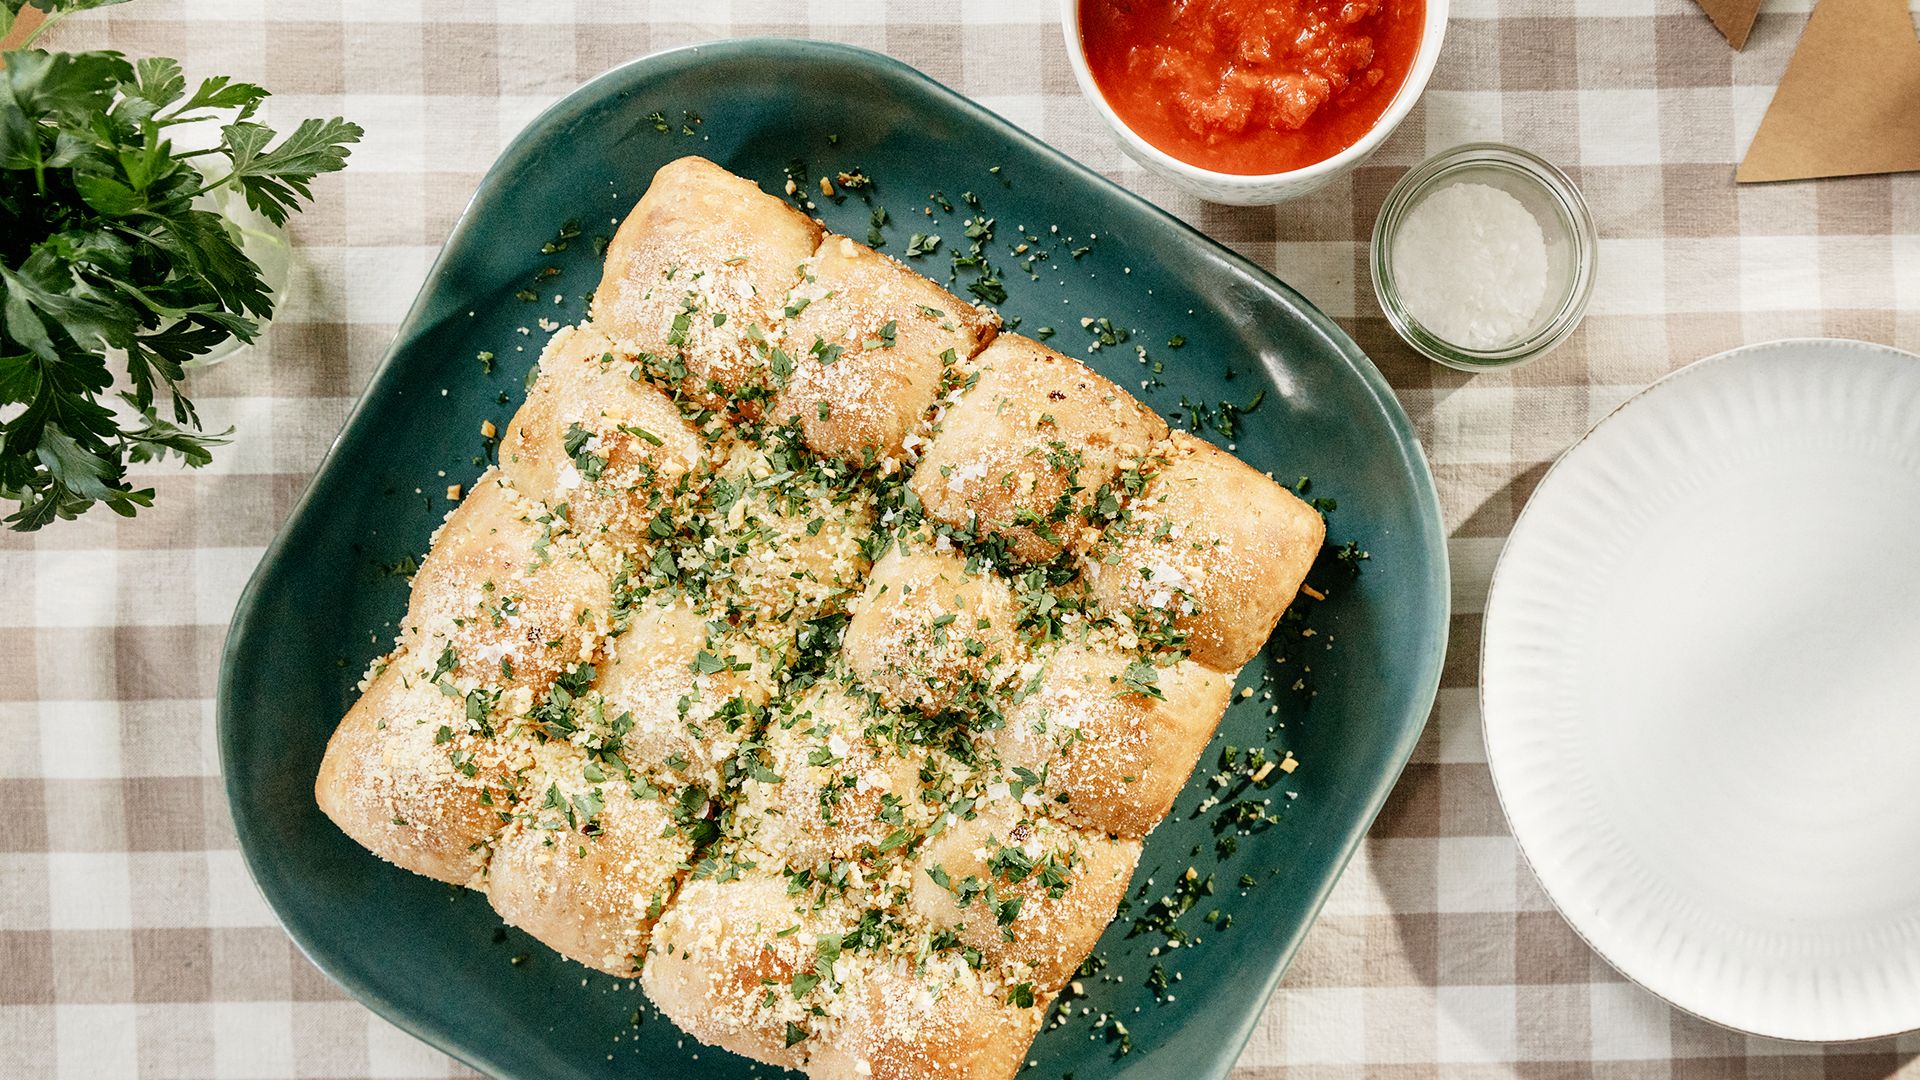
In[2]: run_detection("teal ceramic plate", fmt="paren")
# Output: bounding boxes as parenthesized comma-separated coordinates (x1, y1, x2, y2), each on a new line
(220, 39, 1447, 1080)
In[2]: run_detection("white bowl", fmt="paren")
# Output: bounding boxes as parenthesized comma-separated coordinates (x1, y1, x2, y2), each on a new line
(1059, 0, 1450, 205)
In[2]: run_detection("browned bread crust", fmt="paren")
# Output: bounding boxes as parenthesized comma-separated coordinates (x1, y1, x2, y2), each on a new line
(1082, 431, 1326, 672)
(913, 334, 1167, 563)
(772, 233, 996, 465)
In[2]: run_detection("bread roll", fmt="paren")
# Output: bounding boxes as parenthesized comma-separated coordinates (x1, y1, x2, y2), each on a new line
(908, 801, 1139, 992)
(593, 156, 823, 413)
(734, 682, 938, 869)
(643, 873, 837, 1071)
(913, 334, 1167, 563)
(805, 951, 1045, 1080)
(400, 471, 613, 696)
(593, 595, 772, 785)
(842, 547, 1018, 714)
(485, 739, 690, 976)
(314, 652, 514, 886)
(694, 435, 875, 629)
(990, 638, 1232, 837)
(501, 324, 707, 546)
(1080, 431, 1325, 672)
(770, 234, 994, 464)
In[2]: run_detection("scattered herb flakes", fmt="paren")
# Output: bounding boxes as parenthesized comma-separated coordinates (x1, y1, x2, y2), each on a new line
(1082, 317, 1129, 350)
(1129, 867, 1215, 946)
(645, 109, 702, 136)
(966, 267, 1006, 305)
(1333, 539, 1371, 574)
(782, 158, 813, 206)
(1118, 660, 1164, 700)
(1174, 388, 1268, 440)
(1146, 963, 1169, 998)
(905, 232, 941, 257)
(540, 219, 582, 255)
(862, 320, 898, 350)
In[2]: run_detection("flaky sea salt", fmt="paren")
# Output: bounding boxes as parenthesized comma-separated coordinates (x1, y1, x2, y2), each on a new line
(1391, 181, 1549, 351)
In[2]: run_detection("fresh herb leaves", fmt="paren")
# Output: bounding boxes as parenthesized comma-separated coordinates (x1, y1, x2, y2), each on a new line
(0, 19, 359, 528)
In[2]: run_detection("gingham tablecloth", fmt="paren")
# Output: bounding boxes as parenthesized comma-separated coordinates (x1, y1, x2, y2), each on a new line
(6, 1, 1919, 1077)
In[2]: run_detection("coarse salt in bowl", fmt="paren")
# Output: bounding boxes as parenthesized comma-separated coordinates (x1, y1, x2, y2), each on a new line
(1059, 0, 1452, 206)
(1370, 143, 1597, 371)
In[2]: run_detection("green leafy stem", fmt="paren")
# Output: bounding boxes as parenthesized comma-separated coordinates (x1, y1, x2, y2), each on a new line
(1, 0, 361, 529)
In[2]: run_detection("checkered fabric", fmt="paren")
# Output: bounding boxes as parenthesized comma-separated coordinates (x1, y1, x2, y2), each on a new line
(4, 1, 1919, 1077)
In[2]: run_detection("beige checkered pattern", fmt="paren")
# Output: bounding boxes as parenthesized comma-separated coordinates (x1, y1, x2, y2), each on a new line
(5, 0, 1919, 1077)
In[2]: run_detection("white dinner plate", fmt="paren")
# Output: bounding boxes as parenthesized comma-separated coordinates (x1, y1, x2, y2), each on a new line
(1483, 338, 1920, 1041)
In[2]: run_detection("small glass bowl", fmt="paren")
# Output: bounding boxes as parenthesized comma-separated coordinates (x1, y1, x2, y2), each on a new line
(1370, 143, 1597, 371)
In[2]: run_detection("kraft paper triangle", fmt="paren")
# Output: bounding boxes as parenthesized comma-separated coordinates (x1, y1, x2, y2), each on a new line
(1695, 0, 1763, 50)
(1738, 0, 1920, 182)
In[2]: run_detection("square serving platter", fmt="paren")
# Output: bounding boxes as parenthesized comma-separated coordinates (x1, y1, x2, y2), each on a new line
(218, 38, 1448, 1080)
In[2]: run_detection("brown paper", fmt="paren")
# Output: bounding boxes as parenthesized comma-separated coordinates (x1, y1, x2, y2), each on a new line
(1694, 0, 1763, 50)
(1738, 0, 1920, 182)
(1, 6, 45, 51)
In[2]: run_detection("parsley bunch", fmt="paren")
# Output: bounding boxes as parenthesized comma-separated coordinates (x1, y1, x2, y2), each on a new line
(1, 0, 360, 529)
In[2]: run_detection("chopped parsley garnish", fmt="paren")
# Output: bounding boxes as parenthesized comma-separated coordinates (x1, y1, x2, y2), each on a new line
(863, 320, 898, 350)
(966, 267, 1006, 305)
(1084, 317, 1129, 349)
(1119, 660, 1164, 700)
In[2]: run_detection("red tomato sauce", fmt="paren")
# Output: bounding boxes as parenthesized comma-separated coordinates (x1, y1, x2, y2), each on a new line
(1079, 0, 1426, 175)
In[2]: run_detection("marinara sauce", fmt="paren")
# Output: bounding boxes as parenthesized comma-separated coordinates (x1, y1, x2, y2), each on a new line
(1079, 0, 1425, 175)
